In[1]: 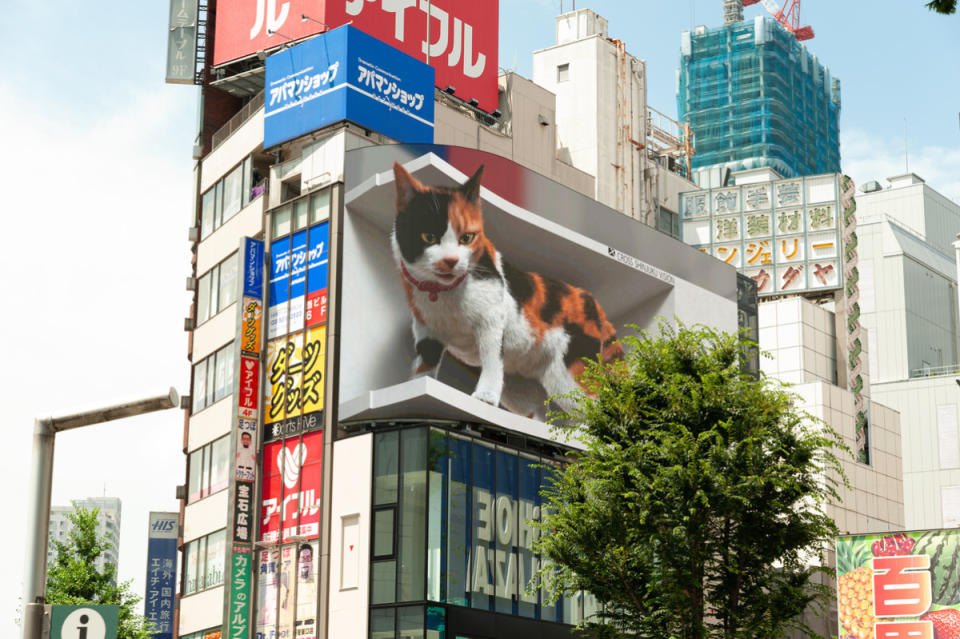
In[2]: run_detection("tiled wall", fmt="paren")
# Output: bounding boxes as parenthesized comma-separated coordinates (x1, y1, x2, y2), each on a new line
(759, 298, 838, 385)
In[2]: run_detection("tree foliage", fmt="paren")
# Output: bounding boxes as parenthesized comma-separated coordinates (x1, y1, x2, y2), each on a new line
(927, 0, 956, 13)
(46, 505, 154, 639)
(536, 322, 848, 639)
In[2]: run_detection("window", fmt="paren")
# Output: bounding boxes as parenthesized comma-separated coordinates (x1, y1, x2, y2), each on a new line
(199, 156, 264, 240)
(191, 342, 234, 413)
(187, 435, 230, 503)
(557, 63, 569, 82)
(183, 529, 226, 595)
(197, 252, 239, 326)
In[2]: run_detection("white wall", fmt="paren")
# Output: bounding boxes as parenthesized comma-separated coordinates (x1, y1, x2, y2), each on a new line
(178, 586, 225, 636)
(327, 434, 372, 639)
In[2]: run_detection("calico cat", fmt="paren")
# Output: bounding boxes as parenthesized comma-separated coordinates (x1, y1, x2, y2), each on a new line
(391, 162, 622, 415)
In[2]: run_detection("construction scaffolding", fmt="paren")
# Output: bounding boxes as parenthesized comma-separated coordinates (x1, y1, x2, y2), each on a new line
(677, 17, 841, 180)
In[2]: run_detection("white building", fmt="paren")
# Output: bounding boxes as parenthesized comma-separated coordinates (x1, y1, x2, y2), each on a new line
(48, 496, 122, 578)
(532, 9, 694, 234)
(854, 173, 960, 530)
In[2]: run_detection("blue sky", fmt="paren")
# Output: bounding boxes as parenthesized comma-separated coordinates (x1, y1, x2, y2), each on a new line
(1, 0, 957, 634)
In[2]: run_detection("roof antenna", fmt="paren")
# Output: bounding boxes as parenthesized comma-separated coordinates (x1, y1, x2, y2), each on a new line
(904, 118, 909, 173)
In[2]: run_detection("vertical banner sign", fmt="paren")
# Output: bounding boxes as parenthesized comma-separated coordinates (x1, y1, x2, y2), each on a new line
(165, 0, 197, 84)
(306, 221, 329, 328)
(144, 513, 178, 639)
(260, 431, 324, 543)
(226, 237, 264, 639)
(835, 528, 958, 639)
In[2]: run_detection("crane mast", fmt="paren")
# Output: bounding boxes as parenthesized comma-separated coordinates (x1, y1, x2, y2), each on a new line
(740, 0, 815, 40)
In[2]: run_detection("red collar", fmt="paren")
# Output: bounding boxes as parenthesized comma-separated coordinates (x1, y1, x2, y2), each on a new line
(400, 261, 468, 302)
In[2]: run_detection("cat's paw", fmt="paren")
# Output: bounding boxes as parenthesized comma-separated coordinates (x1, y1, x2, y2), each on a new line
(471, 387, 501, 406)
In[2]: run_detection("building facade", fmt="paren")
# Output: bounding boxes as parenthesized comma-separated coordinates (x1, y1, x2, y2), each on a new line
(48, 496, 122, 577)
(677, 16, 841, 182)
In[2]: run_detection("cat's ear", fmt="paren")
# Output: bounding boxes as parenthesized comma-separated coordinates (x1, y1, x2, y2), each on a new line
(393, 162, 423, 211)
(461, 165, 484, 203)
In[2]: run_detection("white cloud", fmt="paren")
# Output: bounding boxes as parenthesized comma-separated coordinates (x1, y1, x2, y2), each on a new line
(842, 127, 960, 204)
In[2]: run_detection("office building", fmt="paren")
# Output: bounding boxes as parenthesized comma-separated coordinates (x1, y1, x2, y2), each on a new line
(48, 496, 122, 578)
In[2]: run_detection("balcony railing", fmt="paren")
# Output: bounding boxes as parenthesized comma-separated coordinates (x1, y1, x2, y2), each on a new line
(911, 363, 960, 378)
(210, 91, 265, 151)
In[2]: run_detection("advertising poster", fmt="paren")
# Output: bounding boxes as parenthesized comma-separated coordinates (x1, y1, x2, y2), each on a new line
(339, 145, 699, 427)
(836, 528, 960, 639)
(260, 431, 324, 543)
(264, 328, 326, 425)
(255, 541, 318, 639)
(216, 0, 497, 111)
(227, 551, 252, 639)
(144, 512, 177, 639)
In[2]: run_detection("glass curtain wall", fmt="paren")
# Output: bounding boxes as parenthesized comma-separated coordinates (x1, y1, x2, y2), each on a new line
(369, 426, 595, 639)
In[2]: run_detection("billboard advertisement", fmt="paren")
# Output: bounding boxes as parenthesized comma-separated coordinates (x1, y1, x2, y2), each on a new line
(256, 540, 318, 639)
(264, 26, 434, 148)
(836, 528, 960, 639)
(336, 145, 729, 428)
(260, 430, 323, 543)
(680, 174, 844, 296)
(214, 0, 498, 111)
(144, 512, 177, 639)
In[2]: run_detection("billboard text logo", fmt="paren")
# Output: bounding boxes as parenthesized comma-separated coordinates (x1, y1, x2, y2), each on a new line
(151, 519, 176, 532)
(279, 443, 307, 489)
(250, 0, 289, 39)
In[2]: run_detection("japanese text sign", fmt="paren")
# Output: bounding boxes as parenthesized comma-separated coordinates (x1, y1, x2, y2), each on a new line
(264, 25, 434, 148)
(242, 237, 265, 298)
(143, 513, 177, 639)
(261, 431, 324, 543)
(214, 0, 497, 111)
(227, 552, 252, 639)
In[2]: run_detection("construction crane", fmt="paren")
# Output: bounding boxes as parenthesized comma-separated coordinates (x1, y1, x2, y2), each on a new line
(741, 0, 814, 41)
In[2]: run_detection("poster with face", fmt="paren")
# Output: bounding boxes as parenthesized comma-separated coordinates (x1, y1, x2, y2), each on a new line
(338, 145, 736, 427)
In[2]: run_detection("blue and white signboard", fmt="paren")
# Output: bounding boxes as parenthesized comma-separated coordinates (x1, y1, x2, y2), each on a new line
(264, 25, 435, 148)
(242, 237, 264, 298)
(144, 512, 177, 639)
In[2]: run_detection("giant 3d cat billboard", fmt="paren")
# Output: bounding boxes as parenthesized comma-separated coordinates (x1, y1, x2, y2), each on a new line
(338, 145, 734, 428)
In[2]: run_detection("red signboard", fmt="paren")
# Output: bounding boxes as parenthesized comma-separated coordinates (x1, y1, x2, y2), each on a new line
(305, 289, 327, 327)
(261, 431, 323, 543)
(213, 0, 499, 111)
(238, 356, 260, 418)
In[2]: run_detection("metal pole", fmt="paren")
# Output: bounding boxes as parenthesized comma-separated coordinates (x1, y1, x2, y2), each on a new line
(20, 388, 178, 639)
(22, 418, 55, 639)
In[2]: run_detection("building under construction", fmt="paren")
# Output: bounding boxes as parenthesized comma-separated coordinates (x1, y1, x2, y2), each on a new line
(677, 2, 841, 182)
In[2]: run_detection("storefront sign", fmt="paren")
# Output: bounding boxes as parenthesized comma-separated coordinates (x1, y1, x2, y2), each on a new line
(261, 431, 323, 543)
(144, 513, 178, 639)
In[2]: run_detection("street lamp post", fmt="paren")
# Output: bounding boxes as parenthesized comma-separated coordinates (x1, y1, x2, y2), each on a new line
(21, 388, 180, 639)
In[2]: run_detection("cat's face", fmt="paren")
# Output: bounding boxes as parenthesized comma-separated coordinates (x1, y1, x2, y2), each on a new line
(392, 162, 486, 283)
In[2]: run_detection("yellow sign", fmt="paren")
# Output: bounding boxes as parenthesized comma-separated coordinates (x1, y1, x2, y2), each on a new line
(264, 327, 326, 424)
(240, 297, 263, 355)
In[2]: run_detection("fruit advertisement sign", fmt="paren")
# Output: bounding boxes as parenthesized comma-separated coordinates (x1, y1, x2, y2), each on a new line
(837, 529, 960, 639)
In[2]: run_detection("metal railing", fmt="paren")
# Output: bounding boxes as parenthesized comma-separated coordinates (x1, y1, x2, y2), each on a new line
(211, 91, 265, 151)
(911, 363, 960, 378)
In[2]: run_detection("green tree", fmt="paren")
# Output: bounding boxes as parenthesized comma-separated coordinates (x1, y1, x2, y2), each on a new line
(47, 505, 155, 639)
(927, 0, 956, 13)
(536, 322, 848, 639)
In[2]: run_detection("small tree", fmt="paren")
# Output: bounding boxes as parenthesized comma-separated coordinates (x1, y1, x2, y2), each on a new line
(926, 0, 956, 14)
(47, 505, 154, 639)
(536, 322, 848, 639)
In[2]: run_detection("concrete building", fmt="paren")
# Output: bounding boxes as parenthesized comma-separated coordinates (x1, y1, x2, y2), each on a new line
(852, 173, 960, 530)
(48, 496, 122, 577)
(532, 9, 694, 235)
(677, 16, 841, 182)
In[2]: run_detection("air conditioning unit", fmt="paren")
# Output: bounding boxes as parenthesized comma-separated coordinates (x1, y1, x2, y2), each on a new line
(188, 226, 200, 242)
(184, 317, 195, 331)
(185, 276, 198, 291)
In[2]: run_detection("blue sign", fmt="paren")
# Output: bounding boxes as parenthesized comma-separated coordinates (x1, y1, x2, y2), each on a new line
(264, 25, 435, 148)
(144, 512, 177, 639)
(242, 237, 264, 298)
(307, 221, 329, 295)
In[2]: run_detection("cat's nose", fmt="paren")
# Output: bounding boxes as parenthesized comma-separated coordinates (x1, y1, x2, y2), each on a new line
(442, 257, 459, 270)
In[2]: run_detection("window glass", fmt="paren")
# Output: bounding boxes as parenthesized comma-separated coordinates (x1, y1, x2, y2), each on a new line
(218, 253, 239, 312)
(471, 442, 495, 610)
(205, 357, 216, 408)
(222, 344, 235, 398)
(370, 608, 394, 639)
(222, 165, 243, 222)
(398, 428, 427, 602)
(495, 449, 518, 614)
(310, 189, 330, 224)
(205, 530, 226, 588)
(427, 430, 447, 602)
(518, 454, 540, 618)
(294, 198, 310, 231)
(374, 509, 395, 558)
(426, 606, 445, 639)
(201, 189, 216, 239)
(197, 271, 211, 325)
(200, 446, 212, 500)
(209, 265, 220, 320)
(184, 539, 199, 594)
(371, 561, 396, 605)
(446, 435, 471, 607)
(273, 205, 292, 239)
(214, 347, 230, 402)
(374, 431, 399, 505)
(397, 606, 424, 639)
(196, 536, 208, 591)
(213, 181, 224, 229)
(187, 448, 204, 503)
(540, 464, 559, 622)
(209, 436, 230, 495)
(192, 359, 208, 413)
(242, 156, 253, 207)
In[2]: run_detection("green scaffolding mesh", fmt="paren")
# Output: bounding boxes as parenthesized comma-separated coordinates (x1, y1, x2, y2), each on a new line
(677, 17, 841, 179)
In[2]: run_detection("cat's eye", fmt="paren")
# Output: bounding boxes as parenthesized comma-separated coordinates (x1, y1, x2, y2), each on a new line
(459, 233, 476, 245)
(420, 232, 438, 244)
